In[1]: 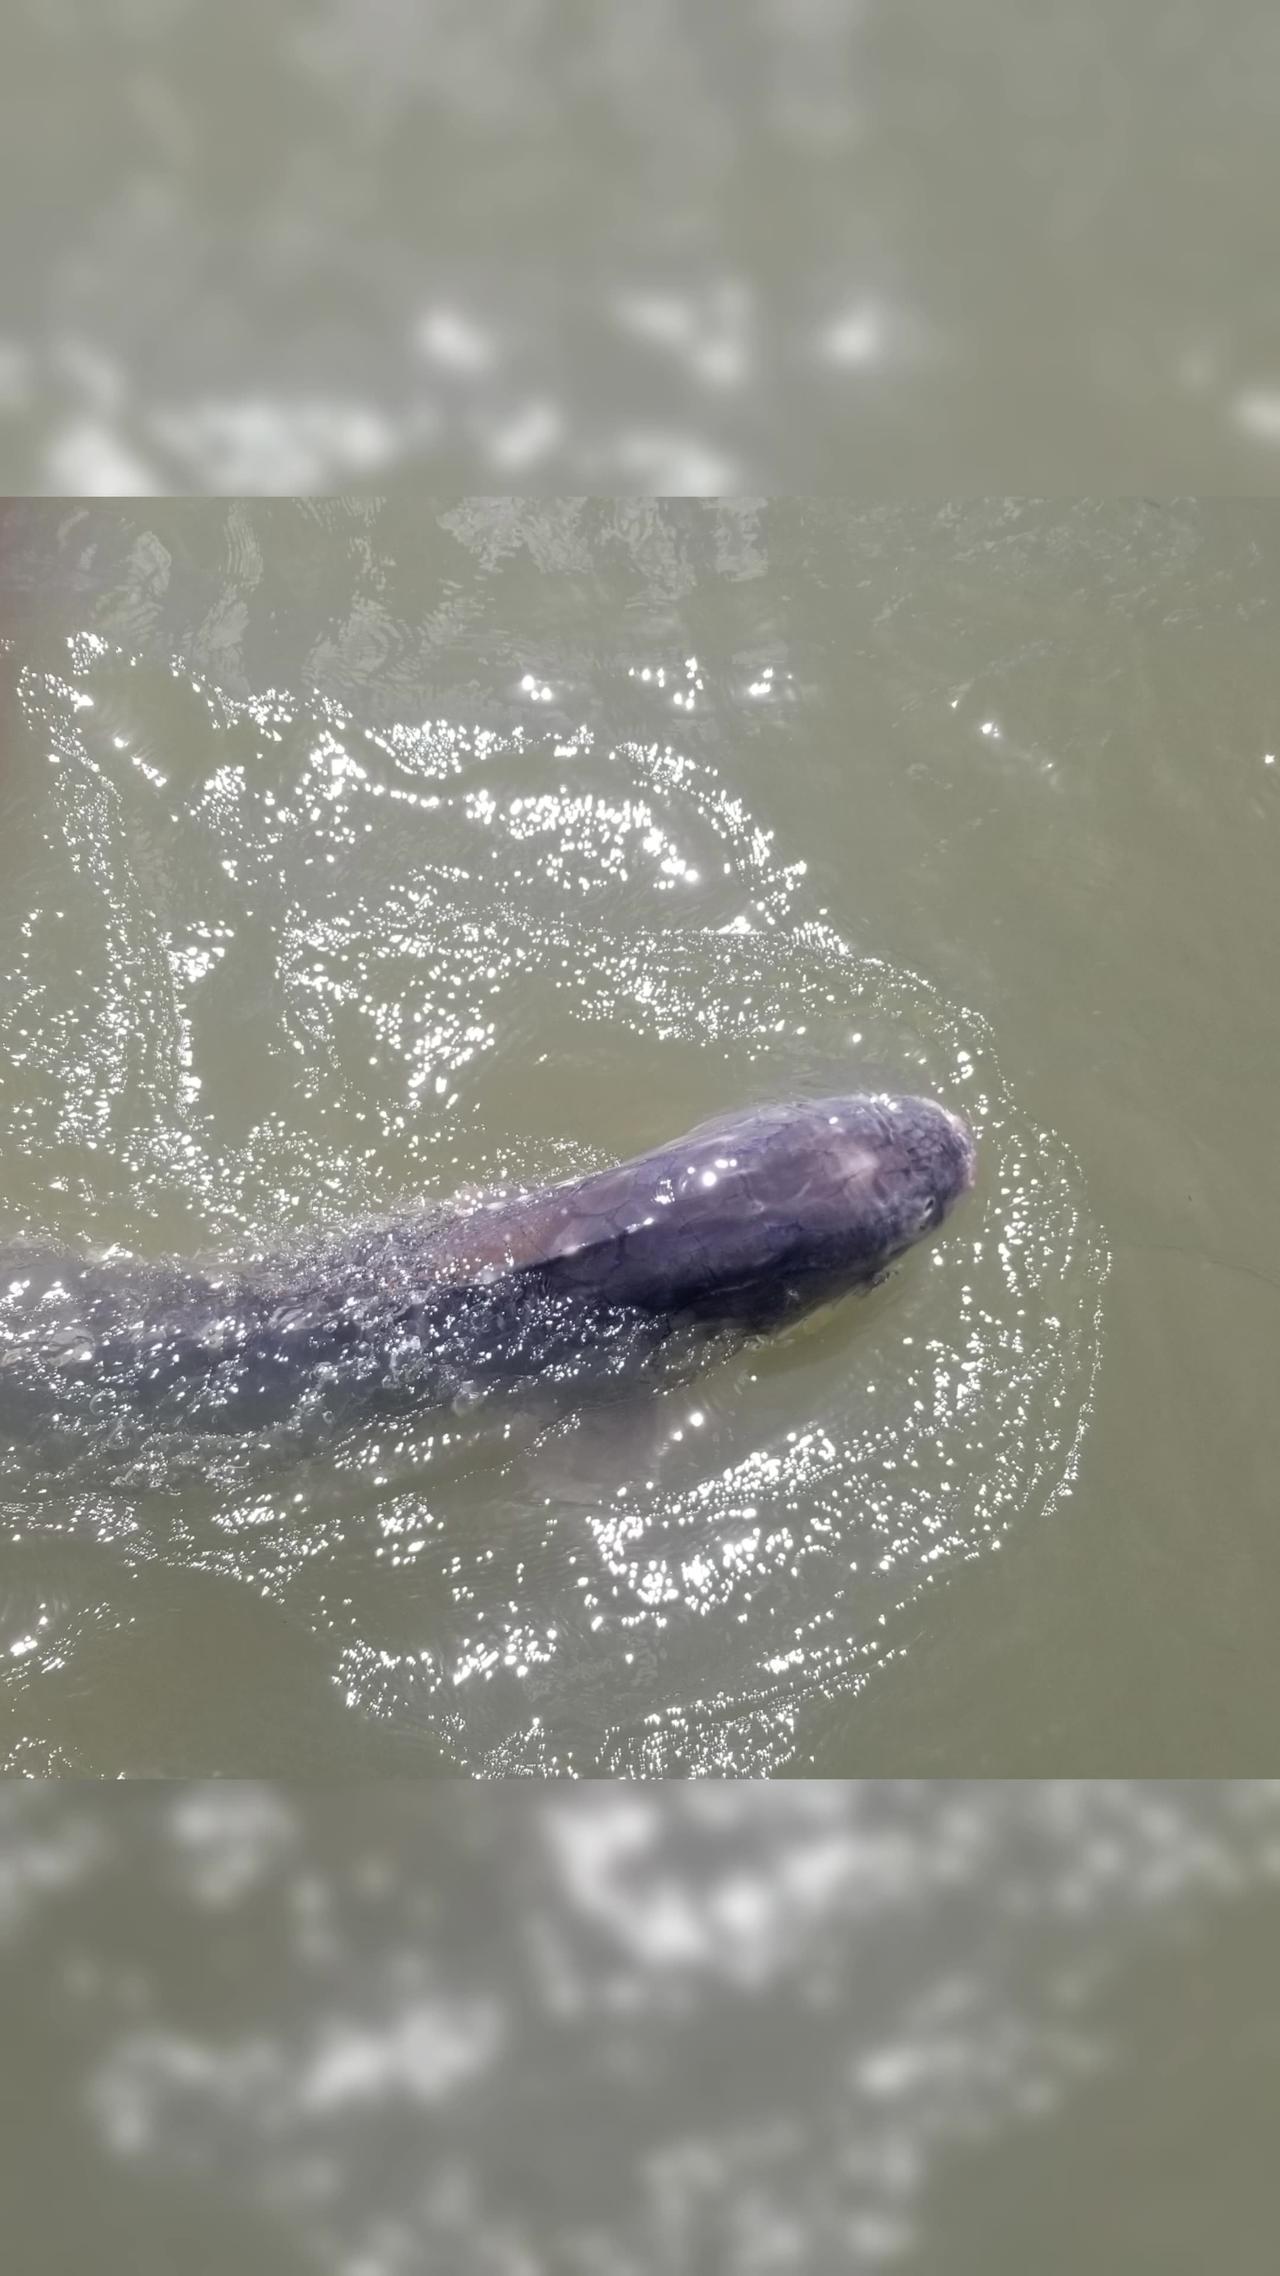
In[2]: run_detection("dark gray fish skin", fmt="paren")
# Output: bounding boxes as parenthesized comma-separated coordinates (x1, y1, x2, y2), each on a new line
(0, 1094, 976, 1430)
(504, 1092, 977, 1324)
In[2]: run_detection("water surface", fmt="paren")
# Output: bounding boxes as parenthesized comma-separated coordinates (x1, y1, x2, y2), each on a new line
(4, 497, 1275, 1775)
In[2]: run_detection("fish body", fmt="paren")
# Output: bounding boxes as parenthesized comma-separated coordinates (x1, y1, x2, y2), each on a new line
(0, 1094, 976, 1428)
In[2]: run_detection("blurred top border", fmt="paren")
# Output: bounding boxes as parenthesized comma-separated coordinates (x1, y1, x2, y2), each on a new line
(4, 0, 1280, 497)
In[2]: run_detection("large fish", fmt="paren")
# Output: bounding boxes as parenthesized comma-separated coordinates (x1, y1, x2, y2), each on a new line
(0, 1093, 976, 1431)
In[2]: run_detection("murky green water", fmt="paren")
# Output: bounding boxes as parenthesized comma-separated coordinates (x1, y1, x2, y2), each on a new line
(1, 1781, 1279, 2273)
(1, 498, 1276, 1776)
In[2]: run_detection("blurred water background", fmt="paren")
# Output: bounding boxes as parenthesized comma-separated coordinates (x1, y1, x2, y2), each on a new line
(2, 1779, 1279, 2273)
(6, 1, 1280, 494)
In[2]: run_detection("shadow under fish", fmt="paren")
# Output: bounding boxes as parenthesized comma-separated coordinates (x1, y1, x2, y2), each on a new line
(0, 1094, 977, 1447)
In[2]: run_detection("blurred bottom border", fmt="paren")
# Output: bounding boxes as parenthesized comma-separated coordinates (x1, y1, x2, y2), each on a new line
(1, 1778, 1278, 2274)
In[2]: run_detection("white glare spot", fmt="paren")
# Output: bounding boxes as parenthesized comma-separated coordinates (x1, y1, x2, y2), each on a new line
(1234, 389, 1280, 441)
(415, 307, 495, 373)
(820, 303, 885, 367)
